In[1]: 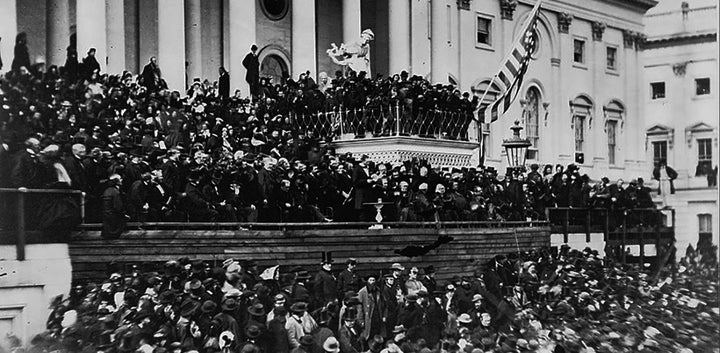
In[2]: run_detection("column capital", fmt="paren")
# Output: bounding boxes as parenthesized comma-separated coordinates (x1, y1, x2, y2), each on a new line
(456, 0, 472, 11)
(499, 0, 518, 21)
(557, 12, 573, 34)
(591, 21, 606, 41)
(622, 29, 635, 48)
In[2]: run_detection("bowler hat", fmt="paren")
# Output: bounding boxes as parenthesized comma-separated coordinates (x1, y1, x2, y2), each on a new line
(180, 299, 200, 317)
(323, 336, 340, 353)
(244, 325, 262, 339)
(201, 300, 217, 314)
(221, 298, 238, 311)
(290, 302, 308, 313)
(247, 303, 266, 317)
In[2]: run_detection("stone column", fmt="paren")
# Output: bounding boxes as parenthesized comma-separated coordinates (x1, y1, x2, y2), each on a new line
(388, 0, 410, 74)
(105, 0, 125, 74)
(46, 0, 70, 67)
(158, 0, 186, 92)
(76, 0, 107, 71)
(185, 0, 202, 82)
(228, 0, 256, 96)
(0, 0, 16, 72)
(292, 0, 317, 79)
(342, 0, 361, 44)
(430, 0, 448, 83)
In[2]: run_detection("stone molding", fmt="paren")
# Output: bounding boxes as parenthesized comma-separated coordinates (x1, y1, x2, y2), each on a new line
(499, 0, 518, 20)
(557, 12, 573, 34)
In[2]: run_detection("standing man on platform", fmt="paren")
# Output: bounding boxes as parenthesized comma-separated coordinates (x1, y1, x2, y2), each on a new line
(337, 258, 359, 299)
(102, 174, 128, 239)
(141, 56, 162, 92)
(242, 45, 260, 99)
(82, 48, 100, 78)
(219, 66, 230, 100)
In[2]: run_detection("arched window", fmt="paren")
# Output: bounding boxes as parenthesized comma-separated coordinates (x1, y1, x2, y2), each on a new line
(570, 95, 593, 153)
(260, 54, 288, 85)
(524, 87, 541, 160)
(604, 100, 624, 165)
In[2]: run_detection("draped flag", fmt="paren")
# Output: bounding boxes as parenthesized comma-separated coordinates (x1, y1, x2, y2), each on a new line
(476, 0, 542, 123)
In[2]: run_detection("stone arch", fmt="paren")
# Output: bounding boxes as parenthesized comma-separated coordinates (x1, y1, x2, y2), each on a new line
(258, 44, 291, 80)
(512, 8, 560, 61)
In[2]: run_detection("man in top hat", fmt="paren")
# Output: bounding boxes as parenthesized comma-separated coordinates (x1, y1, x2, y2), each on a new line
(337, 258, 359, 299)
(313, 255, 337, 307)
(338, 310, 363, 353)
(420, 265, 437, 295)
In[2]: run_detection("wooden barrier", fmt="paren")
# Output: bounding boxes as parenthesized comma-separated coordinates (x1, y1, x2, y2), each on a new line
(69, 224, 550, 283)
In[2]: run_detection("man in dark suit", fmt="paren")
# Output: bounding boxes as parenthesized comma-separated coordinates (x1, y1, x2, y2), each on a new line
(101, 174, 128, 239)
(81, 47, 100, 78)
(313, 259, 337, 308)
(219, 66, 230, 99)
(336, 258, 359, 299)
(242, 45, 260, 98)
(140, 56, 161, 92)
(63, 143, 89, 192)
(11, 137, 42, 188)
(352, 156, 375, 221)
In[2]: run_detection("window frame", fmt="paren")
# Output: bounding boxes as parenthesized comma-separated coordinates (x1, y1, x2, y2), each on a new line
(697, 138, 713, 174)
(606, 45, 618, 72)
(607, 120, 618, 165)
(475, 12, 494, 50)
(573, 38, 586, 64)
(695, 77, 711, 96)
(652, 140, 668, 166)
(574, 115, 586, 152)
(524, 87, 541, 161)
(650, 82, 666, 100)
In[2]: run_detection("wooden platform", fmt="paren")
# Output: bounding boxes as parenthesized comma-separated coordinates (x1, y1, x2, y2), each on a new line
(69, 222, 550, 283)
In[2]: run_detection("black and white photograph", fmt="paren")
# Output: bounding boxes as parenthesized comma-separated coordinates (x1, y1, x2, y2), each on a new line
(0, 0, 718, 352)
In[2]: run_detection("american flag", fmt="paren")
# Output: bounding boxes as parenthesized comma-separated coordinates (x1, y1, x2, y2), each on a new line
(477, 0, 542, 123)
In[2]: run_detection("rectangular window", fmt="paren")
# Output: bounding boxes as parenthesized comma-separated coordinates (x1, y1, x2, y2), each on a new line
(573, 39, 585, 63)
(698, 138, 712, 174)
(607, 120, 617, 165)
(699, 213, 713, 250)
(696, 78, 710, 95)
(651, 82, 666, 99)
(606, 46, 617, 70)
(476, 16, 491, 46)
(652, 141, 668, 166)
(574, 115, 585, 152)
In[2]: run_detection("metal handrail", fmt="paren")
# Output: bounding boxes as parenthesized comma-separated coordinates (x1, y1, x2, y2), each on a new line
(77, 220, 549, 231)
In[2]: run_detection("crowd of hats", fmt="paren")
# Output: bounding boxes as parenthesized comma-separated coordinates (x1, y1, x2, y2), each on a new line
(6, 242, 715, 353)
(0, 58, 658, 225)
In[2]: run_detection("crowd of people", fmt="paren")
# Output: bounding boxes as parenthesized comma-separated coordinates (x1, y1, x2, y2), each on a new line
(4, 244, 715, 353)
(0, 34, 665, 237)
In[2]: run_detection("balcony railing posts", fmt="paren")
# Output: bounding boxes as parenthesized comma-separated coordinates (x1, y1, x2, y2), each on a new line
(395, 102, 401, 137)
(621, 211, 627, 264)
(17, 190, 26, 261)
(339, 105, 344, 137)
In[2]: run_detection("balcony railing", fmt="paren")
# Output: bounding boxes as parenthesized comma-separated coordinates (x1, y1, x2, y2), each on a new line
(289, 102, 476, 142)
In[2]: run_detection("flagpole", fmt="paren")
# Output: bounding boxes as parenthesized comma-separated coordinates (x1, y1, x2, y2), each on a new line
(472, 0, 543, 167)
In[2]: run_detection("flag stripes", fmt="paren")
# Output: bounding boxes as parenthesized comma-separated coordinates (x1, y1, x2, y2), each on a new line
(477, 0, 542, 124)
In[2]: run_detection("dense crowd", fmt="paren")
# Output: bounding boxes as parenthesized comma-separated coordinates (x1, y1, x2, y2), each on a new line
(4, 244, 715, 353)
(0, 37, 661, 237)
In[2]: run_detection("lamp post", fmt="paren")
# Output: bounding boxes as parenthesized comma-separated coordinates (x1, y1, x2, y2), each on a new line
(502, 121, 531, 171)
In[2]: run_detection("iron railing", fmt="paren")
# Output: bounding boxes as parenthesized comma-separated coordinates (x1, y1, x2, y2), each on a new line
(288, 103, 476, 141)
